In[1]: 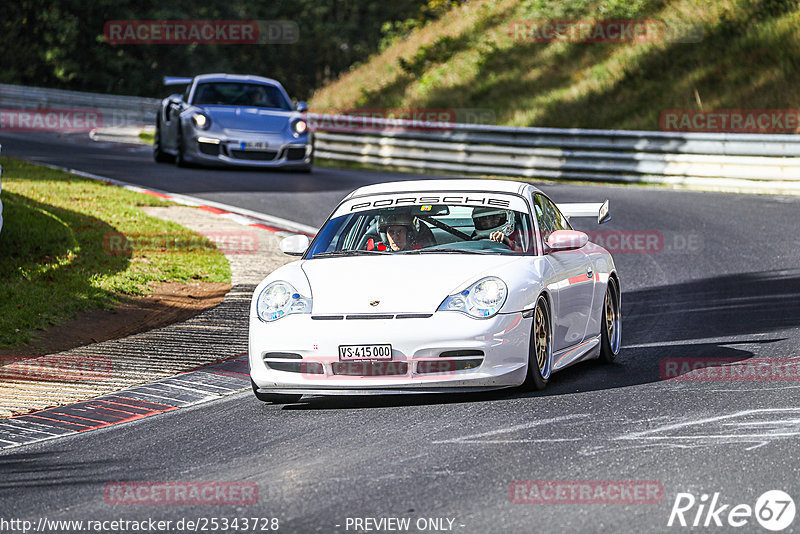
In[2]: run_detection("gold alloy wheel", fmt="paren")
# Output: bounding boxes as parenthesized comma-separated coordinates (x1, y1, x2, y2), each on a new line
(605, 287, 615, 342)
(535, 303, 548, 372)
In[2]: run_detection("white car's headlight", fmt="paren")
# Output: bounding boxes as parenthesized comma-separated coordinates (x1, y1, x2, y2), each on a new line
(437, 277, 507, 319)
(256, 281, 312, 322)
(191, 112, 211, 130)
(292, 119, 308, 135)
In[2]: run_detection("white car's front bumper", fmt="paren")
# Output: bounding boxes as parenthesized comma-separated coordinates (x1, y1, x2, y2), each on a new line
(248, 311, 531, 395)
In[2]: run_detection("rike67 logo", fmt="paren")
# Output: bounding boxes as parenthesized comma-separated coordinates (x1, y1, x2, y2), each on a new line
(668, 490, 796, 531)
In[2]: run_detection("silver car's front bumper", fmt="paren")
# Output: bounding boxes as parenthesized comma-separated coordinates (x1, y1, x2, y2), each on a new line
(184, 131, 313, 168)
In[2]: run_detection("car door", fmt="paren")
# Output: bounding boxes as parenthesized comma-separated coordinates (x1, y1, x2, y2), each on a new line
(164, 84, 190, 151)
(534, 194, 593, 351)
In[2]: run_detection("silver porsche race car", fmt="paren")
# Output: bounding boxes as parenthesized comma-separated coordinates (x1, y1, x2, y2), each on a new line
(153, 73, 313, 171)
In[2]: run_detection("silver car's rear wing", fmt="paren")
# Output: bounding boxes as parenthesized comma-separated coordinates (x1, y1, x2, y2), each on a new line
(163, 76, 193, 86)
(557, 200, 610, 224)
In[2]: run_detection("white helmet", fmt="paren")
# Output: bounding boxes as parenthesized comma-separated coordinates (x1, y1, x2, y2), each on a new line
(472, 206, 514, 237)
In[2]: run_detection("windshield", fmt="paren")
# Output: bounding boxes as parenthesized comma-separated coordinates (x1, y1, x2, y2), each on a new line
(306, 197, 534, 259)
(192, 82, 291, 110)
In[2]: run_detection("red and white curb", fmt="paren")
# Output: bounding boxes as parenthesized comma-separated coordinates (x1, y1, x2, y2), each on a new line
(0, 356, 252, 450)
(34, 162, 319, 238)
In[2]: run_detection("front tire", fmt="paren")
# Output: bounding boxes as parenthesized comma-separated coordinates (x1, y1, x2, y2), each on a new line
(524, 295, 552, 390)
(598, 277, 621, 363)
(153, 114, 173, 163)
(251, 379, 302, 404)
(175, 125, 187, 167)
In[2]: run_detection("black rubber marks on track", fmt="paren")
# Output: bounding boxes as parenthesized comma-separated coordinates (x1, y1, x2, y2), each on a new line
(0, 355, 250, 450)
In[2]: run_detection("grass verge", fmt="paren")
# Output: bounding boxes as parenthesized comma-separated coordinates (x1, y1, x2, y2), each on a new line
(0, 157, 230, 347)
(310, 0, 800, 130)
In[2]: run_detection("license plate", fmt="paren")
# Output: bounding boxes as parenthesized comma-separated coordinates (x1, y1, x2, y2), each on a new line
(240, 141, 269, 150)
(338, 344, 392, 361)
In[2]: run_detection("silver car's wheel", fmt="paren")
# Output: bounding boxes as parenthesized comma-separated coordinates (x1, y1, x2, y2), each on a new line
(175, 126, 187, 167)
(525, 295, 552, 390)
(599, 278, 621, 363)
(153, 114, 173, 163)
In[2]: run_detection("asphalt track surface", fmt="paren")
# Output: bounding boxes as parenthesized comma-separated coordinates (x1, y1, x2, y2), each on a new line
(2, 132, 800, 533)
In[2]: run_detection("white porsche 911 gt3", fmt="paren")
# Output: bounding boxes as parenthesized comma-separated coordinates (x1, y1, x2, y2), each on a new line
(248, 179, 621, 403)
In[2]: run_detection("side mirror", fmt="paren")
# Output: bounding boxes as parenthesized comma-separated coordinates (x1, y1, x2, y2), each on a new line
(167, 96, 183, 118)
(295, 101, 308, 113)
(598, 199, 610, 224)
(279, 234, 310, 256)
(546, 230, 588, 252)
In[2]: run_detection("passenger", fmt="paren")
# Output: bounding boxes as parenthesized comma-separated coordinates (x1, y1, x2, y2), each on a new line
(471, 206, 521, 250)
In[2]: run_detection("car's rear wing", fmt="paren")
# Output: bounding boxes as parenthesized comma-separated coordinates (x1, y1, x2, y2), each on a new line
(557, 200, 610, 224)
(163, 76, 193, 86)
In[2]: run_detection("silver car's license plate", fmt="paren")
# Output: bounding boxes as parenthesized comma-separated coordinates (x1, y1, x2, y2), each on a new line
(240, 141, 269, 150)
(338, 344, 392, 361)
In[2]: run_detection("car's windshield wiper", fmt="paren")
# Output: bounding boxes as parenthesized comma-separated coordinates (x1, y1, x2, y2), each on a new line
(313, 249, 391, 258)
(400, 248, 493, 255)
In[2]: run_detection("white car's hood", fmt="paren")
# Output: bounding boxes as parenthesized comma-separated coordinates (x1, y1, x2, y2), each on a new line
(301, 255, 522, 314)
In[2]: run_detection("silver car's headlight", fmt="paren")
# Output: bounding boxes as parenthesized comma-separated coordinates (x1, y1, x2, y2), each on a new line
(256, 281, 312, 322)
(438, 277, 508, 319)
(191, 112, 211, 130)
(292, 119, 308, 136)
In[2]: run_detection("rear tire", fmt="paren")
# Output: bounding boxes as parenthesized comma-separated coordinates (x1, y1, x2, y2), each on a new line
(524, 295, 552, 390)
(251, 379, 302, 404)
(153, 114, 173, 163)
(598, 277, 621, 363)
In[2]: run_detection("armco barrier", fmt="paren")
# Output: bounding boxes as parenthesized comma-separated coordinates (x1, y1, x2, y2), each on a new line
(0, 83, 160, 127)
(2, 84, 799, 193)
(308, 114, 800, 193)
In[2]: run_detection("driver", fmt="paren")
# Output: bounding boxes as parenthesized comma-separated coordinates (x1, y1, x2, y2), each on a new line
(248, 87, 267, 106)
(471, 206, 520, 250)
(367, 212, 421, 252)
